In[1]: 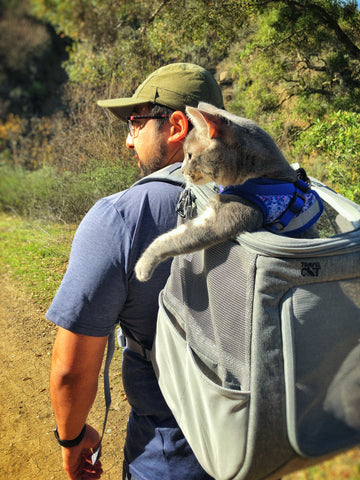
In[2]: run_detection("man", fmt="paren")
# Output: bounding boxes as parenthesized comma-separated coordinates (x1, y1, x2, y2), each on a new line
(48, 63, 224, 480)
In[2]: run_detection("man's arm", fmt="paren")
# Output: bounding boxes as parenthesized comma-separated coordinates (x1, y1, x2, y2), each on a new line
(50, 327, 108, 479)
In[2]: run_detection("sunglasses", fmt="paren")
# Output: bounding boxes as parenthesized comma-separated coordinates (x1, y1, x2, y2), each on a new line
(126, 114, 171, 138)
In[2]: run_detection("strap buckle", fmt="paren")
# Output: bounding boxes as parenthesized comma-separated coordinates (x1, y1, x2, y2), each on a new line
(176, 188, 197, 219)
(116, 327, 127, 348)
(288, 190, 306, 214)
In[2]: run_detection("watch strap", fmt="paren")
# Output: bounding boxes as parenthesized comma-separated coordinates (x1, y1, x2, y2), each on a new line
(54, 425, 86, 448)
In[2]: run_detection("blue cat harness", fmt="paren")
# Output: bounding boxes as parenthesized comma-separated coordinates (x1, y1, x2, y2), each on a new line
(219, 178, 324, 236)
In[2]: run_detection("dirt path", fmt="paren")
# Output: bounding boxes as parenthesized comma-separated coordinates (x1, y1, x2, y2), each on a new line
(0, 274, 129, 479)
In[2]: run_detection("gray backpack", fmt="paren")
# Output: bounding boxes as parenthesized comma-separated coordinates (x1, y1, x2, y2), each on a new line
(150, 168, 360, 480)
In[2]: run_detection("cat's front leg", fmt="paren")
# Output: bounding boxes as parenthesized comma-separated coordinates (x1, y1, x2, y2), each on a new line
(135, 223, 189, 282)
(135, 197, 263, 282)
(134, 204, 218, 282)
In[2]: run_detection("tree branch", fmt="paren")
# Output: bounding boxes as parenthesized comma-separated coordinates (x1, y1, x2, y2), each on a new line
(251, 0, 360, 60)
(139, 0, 172, 34)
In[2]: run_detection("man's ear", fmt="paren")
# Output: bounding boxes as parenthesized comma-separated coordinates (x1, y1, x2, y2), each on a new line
(168, 111, 189, 143)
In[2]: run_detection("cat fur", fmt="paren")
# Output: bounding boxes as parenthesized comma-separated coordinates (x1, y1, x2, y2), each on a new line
(135, 102, 314, 282)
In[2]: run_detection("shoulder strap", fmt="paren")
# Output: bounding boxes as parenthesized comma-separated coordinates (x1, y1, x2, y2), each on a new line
(92, 164, 184, 465)
(124, 161, 185, 355)
(131, 163, 185, 188)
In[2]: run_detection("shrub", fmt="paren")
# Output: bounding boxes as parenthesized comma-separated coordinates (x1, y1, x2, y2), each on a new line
(294, 111, 360, 202)
(0, 114, 55, 170)
(0, 159, 138, 223)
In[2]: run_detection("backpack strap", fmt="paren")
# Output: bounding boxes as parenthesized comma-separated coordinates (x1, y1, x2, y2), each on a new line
(117, 325, 152, 362)
(91, 329, 115, 465)
(131, 162, 185, 189)
(271, 181, 323, 235)
(123, 161, 185, 359)
(92, 164, 185, 465)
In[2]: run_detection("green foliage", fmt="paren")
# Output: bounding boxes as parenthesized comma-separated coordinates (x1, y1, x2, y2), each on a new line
(294, 110, 360, 202)
(0, 160, 138, 222)
(29, 0, 154, 46)
(148, 0, 247, 67)
(229, 1, 360, 143)
(27, 0, 249, 96)
(1, 0, 360, 227)
(29, 0, 160, 91)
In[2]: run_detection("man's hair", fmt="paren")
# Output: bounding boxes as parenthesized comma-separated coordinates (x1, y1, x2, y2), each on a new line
(150, 103, 174, 127)
(150, 103, 193, 132)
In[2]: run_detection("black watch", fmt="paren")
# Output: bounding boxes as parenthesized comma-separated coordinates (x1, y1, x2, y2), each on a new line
(54, 425, 86, 448)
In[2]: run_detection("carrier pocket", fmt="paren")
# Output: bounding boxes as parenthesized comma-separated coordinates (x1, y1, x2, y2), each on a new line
(281, 280, 360, 457)
(152, 292, 250, 480)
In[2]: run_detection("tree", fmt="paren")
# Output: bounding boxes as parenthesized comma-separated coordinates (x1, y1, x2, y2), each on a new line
(28, 0, 249, 93)
(229, 0, 360, 143)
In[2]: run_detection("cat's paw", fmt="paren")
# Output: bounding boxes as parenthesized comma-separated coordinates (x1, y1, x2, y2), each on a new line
(134, 256, 155, 282)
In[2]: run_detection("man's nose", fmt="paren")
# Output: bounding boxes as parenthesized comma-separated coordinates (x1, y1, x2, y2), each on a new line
(126, 133, 135, 149)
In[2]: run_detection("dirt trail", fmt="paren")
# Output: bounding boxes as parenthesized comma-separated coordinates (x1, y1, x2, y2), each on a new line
(0, 274, 129, 479)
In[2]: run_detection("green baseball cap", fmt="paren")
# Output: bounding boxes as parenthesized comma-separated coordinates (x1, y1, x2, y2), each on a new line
(97, 63, 224, 120)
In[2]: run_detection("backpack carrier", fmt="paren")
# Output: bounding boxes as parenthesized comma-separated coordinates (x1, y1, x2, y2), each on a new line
(150, 168, 360, 480)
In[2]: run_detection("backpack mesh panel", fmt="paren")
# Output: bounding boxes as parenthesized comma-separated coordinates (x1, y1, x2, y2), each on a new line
(164, 240, 256, 390)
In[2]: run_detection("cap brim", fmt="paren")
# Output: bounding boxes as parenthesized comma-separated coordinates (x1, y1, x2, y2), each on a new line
(97, 97, 151, 121)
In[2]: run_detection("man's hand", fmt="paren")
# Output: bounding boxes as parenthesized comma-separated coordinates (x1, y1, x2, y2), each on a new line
(61, 425, 103, 480)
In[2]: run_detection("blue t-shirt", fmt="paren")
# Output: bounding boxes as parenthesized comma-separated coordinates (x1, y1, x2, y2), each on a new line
(47, 165, 213, 480)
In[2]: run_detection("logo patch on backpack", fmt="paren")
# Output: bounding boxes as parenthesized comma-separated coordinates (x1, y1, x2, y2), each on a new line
(301, 261, 321, 277)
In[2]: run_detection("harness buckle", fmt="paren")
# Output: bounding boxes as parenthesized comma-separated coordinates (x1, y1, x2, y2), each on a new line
(176, 188, 197, 219)
(288, 190, 306, 214)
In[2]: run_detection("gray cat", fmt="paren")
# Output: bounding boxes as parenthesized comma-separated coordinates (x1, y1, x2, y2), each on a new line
(135, 102, 322, 282)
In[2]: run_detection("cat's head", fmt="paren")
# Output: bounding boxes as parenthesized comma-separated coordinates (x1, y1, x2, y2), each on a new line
(182, 102, 295, 186)
(182, 103, 232, 185)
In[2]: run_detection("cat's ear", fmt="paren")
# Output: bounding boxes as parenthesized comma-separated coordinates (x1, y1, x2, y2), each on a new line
(204, 116, 220, 139)
(186, 106, 221, 139)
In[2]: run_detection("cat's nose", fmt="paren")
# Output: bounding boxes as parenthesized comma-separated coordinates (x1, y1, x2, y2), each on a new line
(181, 164, 189, 176)
(181, 157, 190, 175)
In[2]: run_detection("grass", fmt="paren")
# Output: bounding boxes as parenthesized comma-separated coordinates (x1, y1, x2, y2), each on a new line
(0, 213, 76, 310)
(0, 212, 359, 478)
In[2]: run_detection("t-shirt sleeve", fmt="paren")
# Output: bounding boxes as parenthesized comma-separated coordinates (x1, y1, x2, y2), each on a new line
(46, 196, 131, 337)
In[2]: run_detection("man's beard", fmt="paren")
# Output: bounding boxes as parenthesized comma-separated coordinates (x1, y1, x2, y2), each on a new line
(138, 141, 168, 178)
